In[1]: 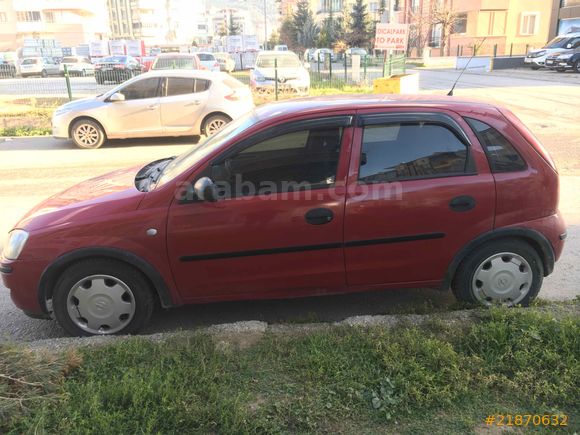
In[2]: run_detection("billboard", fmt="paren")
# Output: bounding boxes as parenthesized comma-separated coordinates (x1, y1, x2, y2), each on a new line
(374, 23, 409, 51)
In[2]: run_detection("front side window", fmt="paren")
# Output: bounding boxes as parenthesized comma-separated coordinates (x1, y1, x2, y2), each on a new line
(120, 78, 159, 100)
(359, 123, 468, 183)
(212, 126, 343, 196)
(465, 118, 526, 173)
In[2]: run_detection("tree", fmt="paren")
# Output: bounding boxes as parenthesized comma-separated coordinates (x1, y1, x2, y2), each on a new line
(318, 8, 342, 47)
(431, 6, 460, 56)
(345, 0, 370, 48)
(293, 0, 318, 49)
(279, 18, 297, 49)
(227, 13, 241, 36)
(408, 9, 432, 57)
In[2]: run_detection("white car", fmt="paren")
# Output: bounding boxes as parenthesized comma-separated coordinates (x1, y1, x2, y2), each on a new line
(525, 32, 580, 69)
(274, 45, 288, 51)
(52, 70, 254, 149)
(19, 57, 60, 77)
(196, 53, 220, 73)
(59, 56, 95, 76)
(250, 51, 310, 95)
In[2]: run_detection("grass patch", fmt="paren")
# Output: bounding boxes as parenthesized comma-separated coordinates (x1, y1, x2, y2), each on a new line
(0, 126, 51, 137)
(3, 302, 578, 434)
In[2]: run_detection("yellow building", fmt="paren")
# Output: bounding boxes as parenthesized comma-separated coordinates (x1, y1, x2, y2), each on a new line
(448, 0, 560, 55)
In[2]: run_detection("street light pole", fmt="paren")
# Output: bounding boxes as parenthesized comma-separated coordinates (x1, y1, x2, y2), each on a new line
(263, 0, 268, 50)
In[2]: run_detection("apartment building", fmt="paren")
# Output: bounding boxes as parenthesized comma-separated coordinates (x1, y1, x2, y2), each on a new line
(550, 0, 580, 36)
(0, 0, 109, 51)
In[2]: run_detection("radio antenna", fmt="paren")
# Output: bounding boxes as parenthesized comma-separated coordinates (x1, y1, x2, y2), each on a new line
(448, 37, 487, 96)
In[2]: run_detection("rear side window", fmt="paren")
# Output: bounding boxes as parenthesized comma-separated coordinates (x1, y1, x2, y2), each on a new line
(195, 79, 211, 92)
(465, 118, 526, 173)
(359, 123, 468, 183)
(165, 77, 195, 96)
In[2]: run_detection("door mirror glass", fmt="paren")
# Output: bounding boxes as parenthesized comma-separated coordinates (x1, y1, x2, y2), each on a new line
(194, 176, 218, 202)
(566, 43, 572, 49)
(109, 92, 125, 102)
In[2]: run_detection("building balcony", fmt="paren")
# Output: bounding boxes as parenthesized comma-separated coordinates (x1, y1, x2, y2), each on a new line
(14, 0, 103, 15)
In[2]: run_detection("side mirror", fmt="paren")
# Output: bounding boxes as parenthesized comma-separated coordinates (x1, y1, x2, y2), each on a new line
(194, 176, 218, 202)
(566, 43, 572, 49)
(109, 92, 125, 102)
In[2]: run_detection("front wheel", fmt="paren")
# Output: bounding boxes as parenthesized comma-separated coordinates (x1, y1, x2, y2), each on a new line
(52, 259, 154, 336)
(530, 65, 541, 70)
(574, 60, 580, 74)
(71, 119, 106, 149)
(202, 114, 231, 136)
(41, 69, 48, 78)
(451, 239, 543, 307)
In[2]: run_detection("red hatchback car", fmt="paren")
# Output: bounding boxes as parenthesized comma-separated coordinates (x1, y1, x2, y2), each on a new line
(1, 95, 566, 336)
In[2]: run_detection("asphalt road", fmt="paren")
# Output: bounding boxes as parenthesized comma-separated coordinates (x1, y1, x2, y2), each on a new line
(1, 67, 579, 341)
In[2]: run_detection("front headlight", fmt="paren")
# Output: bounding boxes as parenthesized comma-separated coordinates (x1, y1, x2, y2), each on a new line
(2, 230, 29, 260)
(531, 50, 546, 58)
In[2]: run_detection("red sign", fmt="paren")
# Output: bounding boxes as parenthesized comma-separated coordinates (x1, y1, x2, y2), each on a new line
(374, 23, 409, 51)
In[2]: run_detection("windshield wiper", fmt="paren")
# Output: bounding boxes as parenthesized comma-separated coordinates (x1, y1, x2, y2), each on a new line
(135, 157, 175, 191)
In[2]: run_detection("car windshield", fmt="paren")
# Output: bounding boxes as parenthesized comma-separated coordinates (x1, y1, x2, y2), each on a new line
(545, 37, 568, 49)
(21, 59, 38, 65)
(256, 54, 300, 68)
(154, 57, 196, 69)
(155, 111, 258, 187)
(62, 57, 79, 63)
(102, 56, 126, 63)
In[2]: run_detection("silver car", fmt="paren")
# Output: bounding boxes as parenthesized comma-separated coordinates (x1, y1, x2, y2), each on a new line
(52, 70, 254, 149)
(20, 57, 60, 78)
(250, 51, 310, 95)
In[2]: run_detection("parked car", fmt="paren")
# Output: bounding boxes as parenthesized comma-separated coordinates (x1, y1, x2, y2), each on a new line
(0, 60, 16, 78)
(545, 48, 580, 73)
(150, 53, 201, 71)
(2, 95, 566, 336)
(59, 56, 95, 76)
(51, 70, 253, 149)
(19, 57, 60, 77)
(214, 52, 236, 73)
(196, 52, 220, 72)
(250, 51, 310, 94)
(313, 48, 336, 62)
(94, 55, 142, 84)
(138, 56, 156, 72)
(274, 45, 289, 51)
(303, 48, 316, 62)
(525, 32, 580, 69)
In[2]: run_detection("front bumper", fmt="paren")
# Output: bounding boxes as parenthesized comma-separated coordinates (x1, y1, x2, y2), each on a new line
(52, 112, 72, 139)
(1, 257, 47, 315)
(251, 79, 309, 95)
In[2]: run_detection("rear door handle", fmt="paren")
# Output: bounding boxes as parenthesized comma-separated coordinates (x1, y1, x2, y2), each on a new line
(449, 195, 476, 212)
(147, 105, 158, 110)
(305, 208, 334, 225)
(185, 100, 202, 106)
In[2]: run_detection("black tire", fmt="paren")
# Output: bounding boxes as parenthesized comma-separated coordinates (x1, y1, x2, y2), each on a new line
(41, 69, 48, 78)
(71, 118, 106, 149)
(574, 60, 580, 74)
(52, 258, 155, 336)
(556, 68, 565, 73)
(531, 65, 541, 70)
(202, 114, 232, 136)
(81, 69, 86, 77)
(451, 238, 543, 307)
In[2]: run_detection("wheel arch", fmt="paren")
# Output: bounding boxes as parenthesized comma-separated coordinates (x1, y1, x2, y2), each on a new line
(441, 228, 555, 290)
(68, 116, 108, 139)
(200, 111, 232, 135)
(38, 247, 176, 314)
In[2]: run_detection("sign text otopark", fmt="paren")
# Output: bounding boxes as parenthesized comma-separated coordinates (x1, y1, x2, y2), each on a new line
(374, 23, 409, 51)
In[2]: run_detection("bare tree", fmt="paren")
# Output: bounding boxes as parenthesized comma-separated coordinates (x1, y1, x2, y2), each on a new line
(408, 10, 432, 57)
(431, 6, 460, 56)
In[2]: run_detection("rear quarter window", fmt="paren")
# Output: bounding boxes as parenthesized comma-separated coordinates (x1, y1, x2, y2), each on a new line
(465, 117, 527, 173)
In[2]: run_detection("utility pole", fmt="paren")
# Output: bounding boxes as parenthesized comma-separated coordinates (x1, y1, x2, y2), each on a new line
(263, 0, 268, 50)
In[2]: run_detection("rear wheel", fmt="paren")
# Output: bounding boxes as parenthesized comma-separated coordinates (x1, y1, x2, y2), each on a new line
(41, 69, 48, 78)
(451, 239, 543, 307)
(71, 119, 106, 149)
(530, 65, 541, 70)
(574, 60, 580, 73)
(202, 114, 231, 136)
(53, 259, 154, 336)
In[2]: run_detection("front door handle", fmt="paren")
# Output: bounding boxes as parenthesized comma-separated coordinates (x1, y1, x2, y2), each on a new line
(449, 195, 476, 212)
(185, 100, 202, 106)
(305, 208, 334, 225)
(147, 105, 158, 110)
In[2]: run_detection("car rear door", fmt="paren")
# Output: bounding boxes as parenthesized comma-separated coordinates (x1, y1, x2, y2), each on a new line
(344, 108, 495, 287)
(159, 76, 210, 135)
(166, 115, 354, 302)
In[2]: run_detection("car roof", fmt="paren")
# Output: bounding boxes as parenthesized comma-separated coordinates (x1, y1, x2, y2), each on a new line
(258, 50, 298, 56)
(155, 53, 198, 58)
(254, 94, 500, 119)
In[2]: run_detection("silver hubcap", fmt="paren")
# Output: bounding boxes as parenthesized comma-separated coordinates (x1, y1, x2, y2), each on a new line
(472, 252, 533, 306)
(74, 124, 99, 146)
(66, 274, 136, 334)
(207, 119, 227, 135)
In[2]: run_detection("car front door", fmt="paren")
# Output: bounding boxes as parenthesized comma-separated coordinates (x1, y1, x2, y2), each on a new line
(166, 116, 353, 302)
(159, 76, 210, 135)
(105, 77, 163, 138)
(344, 109, 495, 288)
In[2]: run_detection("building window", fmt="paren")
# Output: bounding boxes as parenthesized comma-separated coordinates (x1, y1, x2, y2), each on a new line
(520, 12, 539, 36)
(16, 11, 41, 22)
(411, 0, 419, 13)
(0, 12, 7, 22)
(453, 13, 467, 34)
(481, 10, 506, 36)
